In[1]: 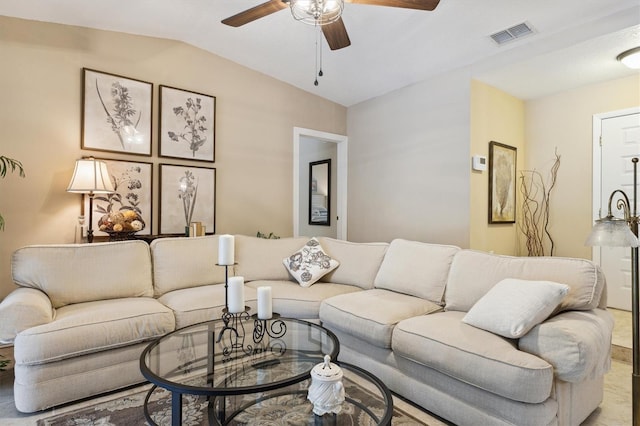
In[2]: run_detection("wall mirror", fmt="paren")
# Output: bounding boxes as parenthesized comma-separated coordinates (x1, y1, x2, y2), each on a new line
(309, 159, 331, 226)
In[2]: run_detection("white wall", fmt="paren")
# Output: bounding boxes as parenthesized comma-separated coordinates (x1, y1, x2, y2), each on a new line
(347, 69, 472, 246)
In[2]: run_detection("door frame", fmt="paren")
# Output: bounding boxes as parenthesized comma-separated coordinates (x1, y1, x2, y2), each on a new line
(293, 127, 348, 239)
(591, 106, 639, 268)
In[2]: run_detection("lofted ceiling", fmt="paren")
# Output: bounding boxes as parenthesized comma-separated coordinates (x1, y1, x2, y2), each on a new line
(0, 0, 638, 106)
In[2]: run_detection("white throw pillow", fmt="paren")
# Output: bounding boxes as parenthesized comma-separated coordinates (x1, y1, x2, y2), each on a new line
(462, 278, 569, 339)
(283, 238, 340, 287)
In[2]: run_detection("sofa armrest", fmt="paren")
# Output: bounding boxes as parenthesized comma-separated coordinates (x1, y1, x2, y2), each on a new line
(518, 308, 613, 383)
(0, 288, 54, 343)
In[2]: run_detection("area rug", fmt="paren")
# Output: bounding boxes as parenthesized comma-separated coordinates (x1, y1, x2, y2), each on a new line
(36, 378, 430, 425)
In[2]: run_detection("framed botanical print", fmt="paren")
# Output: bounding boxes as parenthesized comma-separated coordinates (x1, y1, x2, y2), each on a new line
(82, 68, 153, 156)
(488, 141, 517, 224)
(86, 159, 153, 237)
(159, 85, 216, 162)
(159, 164, 216, 235)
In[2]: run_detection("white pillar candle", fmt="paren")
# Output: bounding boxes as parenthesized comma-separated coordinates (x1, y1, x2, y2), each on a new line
(218, 234, 235, 265)
(227, 276, 245, 313)
(257, 286, 273, 320)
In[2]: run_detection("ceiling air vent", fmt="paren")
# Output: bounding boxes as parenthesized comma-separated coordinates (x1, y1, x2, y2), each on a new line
(490, 22, 534, 45)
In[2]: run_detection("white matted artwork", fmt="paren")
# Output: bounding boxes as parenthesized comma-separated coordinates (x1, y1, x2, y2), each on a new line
(86, 159, 153, 237)
(159, 164, 216, 235)
(82, 68, 152, 156)
(159, 85, 216, 162)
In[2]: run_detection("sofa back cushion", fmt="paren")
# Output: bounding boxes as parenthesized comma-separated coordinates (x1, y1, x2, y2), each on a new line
(11, 241, 153, 308)
(150, 235, 227, 297)
(374, 239, 460, 304)
(318, 238, 389, 289)
(445, 250, 605, 313)
(234, 235, 310, 282)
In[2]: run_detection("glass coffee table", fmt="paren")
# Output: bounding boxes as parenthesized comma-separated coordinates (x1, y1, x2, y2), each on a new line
(140, 315, 392, 425)
(140, 315, 338, 425)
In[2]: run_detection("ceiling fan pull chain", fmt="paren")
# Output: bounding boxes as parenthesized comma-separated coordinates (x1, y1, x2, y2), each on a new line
(314, 24, 322, 86)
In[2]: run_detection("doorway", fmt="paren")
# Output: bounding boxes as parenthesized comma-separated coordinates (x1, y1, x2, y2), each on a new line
(592, 107, 640, 310)
(293, 127, 348, 240)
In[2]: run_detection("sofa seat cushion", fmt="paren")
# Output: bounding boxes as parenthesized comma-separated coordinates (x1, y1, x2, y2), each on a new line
(320, 289, 442, 349)
(158, 284, 258, 329)
(245, 280, 361, 319)
(392, 311, 554, 404)
(14, 298, 175, 365)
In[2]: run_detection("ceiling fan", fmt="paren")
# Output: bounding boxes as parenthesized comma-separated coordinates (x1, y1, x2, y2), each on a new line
(221, 0, 441, 51)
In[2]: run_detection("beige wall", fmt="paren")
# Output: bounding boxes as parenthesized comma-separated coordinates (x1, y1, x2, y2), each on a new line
(0, 16, 346, 299)
(469, 80, 525, 255)
(525, 74, 640, 260)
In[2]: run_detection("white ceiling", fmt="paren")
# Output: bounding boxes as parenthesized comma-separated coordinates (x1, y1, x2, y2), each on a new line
(1, 0, 639, 106)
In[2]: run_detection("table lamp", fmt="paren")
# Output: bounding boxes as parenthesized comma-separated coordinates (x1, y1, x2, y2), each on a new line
(66, 157, 115, 243)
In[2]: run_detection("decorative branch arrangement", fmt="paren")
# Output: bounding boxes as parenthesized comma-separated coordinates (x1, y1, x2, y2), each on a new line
(519, 149, 561, 256)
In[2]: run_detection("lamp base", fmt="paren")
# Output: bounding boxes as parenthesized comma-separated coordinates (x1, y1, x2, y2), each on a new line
(634, 373, 639, 426)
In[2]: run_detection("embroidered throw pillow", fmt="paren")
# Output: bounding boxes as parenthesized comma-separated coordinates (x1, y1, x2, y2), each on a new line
(462, 278, 569, 339)
(283, 238, 340, 287)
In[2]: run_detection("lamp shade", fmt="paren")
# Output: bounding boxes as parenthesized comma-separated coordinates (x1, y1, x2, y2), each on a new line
(585, 216, 640, 247)
(66, 158, 115, 194)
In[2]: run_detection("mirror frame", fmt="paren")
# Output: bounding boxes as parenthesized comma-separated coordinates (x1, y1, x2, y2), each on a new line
(308, 159, 331, 226)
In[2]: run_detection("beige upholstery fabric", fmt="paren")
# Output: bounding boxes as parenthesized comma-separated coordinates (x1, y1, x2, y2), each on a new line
(14, 298, 174, 365)
(331, 329, 559, 426)
(234, 235, 309, 281)
(150, 235, 228, 297)
(14, 343, 147, 413)
(11, 241, 153, 308)
(0, 287, 53, 343)
(158, 284, 258, 329)
(554, 376, 604, 426)
(245, 279, 361, 319)
(320, 289, 442, 348)
(519, 309, 614, 383)
(392, 311, 554, 404)
(462, 279, 569, 339)
(318, 238, 389, 289)
(374, 239, 459, 304)
(445, 250, 605, 313)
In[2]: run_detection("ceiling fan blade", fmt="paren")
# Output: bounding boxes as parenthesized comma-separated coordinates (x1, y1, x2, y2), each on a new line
(222, 0, 289, 27)
(345, 0, 439, 11)
(322, 18, 351, 51)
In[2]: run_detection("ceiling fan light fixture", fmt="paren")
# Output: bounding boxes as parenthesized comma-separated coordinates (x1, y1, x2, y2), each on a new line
(290, 0, 344, 25)
(617, 47, 640, 69)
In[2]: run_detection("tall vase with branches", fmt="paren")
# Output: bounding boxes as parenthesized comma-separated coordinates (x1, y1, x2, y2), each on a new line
(519, 149, 561, 256)
(0, 156, 26, 231)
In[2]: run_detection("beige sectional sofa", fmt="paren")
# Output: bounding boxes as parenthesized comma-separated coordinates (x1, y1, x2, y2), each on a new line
(0, 235, 613, 426)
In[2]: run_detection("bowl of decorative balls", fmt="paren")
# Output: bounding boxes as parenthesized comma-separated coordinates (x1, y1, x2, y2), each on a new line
(98, 210, 145, 241)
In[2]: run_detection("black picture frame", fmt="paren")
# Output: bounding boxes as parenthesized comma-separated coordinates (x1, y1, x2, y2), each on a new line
(81, 68, 153, 156)
(309, 159, 331, 226)
(159, 85, 216, 162)
(159, 164, 216, 235)
(488, 141, 517, 224)
(85, 158, 153, 238)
